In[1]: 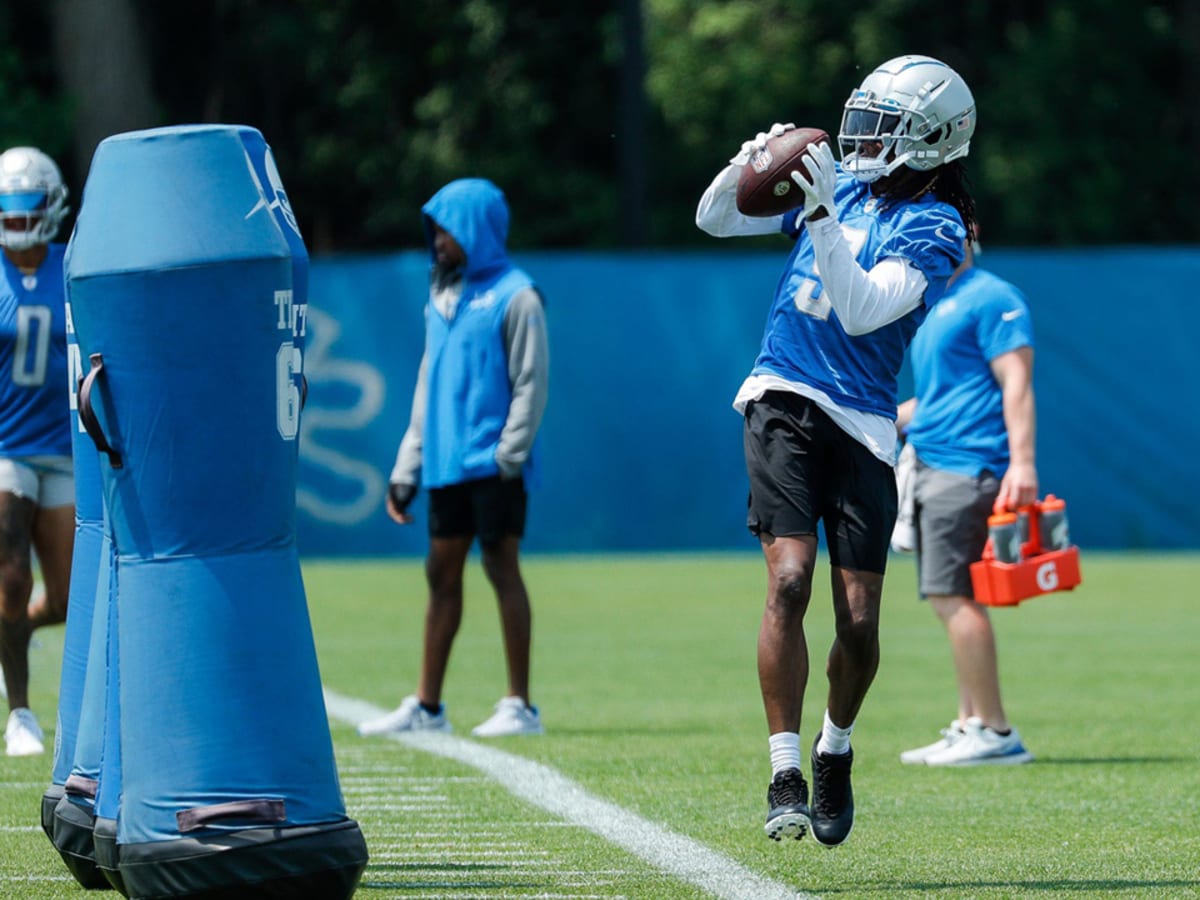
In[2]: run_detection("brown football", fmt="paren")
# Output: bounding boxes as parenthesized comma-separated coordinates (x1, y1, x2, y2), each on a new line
(735, 127, 831, 217)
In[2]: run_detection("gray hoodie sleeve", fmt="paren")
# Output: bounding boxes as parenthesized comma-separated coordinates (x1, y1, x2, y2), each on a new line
(495, 287, 549, 478)
(389, 353, 427, 486)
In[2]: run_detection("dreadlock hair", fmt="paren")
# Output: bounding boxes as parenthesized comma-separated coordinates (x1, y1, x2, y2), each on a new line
(872, 160, 977, 242)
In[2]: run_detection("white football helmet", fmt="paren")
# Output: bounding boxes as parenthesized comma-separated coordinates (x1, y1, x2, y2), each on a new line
(0, 146, 69, 250)
(838, 55, 975, 184)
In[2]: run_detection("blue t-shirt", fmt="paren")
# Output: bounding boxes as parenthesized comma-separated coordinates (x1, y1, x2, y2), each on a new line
(906, 266, 1035, 477)
(751, 172, 965, 418)
(0, 244, 72, 457)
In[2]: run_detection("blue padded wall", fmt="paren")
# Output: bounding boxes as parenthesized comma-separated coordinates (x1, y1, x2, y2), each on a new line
(297, 247, 1200, 555)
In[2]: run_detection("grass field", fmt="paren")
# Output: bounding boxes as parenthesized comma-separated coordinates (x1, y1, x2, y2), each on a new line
(2, 551, 1198, 898)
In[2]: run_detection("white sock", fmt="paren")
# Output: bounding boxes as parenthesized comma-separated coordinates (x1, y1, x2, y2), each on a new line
(817, 709, 853, 756)
(769, 731, 802, 776)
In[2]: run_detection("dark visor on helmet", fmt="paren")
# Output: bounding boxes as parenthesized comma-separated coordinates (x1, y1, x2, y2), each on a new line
(841, 110, 902, 137)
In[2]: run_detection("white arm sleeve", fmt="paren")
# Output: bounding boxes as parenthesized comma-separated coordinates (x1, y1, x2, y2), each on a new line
(695, 164, 787, 237)
(496, 288, 550, 479)
(807, 216, 928, 334)
(389, 353, 427, 486)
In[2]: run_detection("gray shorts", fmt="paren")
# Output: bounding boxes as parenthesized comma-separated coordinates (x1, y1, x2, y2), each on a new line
(913, 458, 999, 599)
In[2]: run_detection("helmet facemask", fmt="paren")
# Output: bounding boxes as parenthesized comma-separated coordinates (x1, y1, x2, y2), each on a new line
(1, 191, 57, 251)
(838, 107, 905, 184)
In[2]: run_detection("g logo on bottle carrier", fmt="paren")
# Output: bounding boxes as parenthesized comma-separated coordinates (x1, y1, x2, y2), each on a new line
(1036, 561, 1059, 592)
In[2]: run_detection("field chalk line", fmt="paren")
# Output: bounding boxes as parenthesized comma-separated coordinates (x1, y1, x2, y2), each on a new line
(324, 689, 812, 900)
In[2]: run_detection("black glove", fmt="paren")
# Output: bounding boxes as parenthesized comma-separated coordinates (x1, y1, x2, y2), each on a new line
(389, 482, 417, 513)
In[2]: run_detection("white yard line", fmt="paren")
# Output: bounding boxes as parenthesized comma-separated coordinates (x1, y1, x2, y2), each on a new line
(324, 689, 811, 900)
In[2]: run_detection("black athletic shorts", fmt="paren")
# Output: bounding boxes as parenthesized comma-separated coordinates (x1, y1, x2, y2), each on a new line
(428, 474, 527, 546)
(743, 391, 897, 574)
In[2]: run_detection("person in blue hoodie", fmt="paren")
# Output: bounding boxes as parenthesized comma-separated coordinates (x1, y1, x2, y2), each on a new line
(358, 178, 549, 739)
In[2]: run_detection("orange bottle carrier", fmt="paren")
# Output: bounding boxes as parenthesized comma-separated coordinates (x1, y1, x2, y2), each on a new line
(969, 494, 1082, 607)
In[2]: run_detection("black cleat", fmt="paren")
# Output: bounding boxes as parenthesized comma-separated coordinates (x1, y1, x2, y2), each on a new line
(810, 734, 854, 846)
(764, 767, 810, 841)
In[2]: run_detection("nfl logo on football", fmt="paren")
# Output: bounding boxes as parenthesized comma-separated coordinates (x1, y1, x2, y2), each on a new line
(750, 149, 774, 174)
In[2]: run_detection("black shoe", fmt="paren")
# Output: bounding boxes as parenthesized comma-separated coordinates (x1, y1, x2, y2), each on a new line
(764, 767, 809, 842)
(810, 734, 854, 846)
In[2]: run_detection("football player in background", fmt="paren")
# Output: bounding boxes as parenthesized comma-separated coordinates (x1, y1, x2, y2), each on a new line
(696, 56, 978, 845)
(894, 237, 1036, 766)
(357, 178, 550, 739)
(0, 146, 75, 757)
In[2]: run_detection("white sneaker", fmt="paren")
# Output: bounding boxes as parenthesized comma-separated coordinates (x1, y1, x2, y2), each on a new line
(5, 708, 45, 757)
(357, 695, 451, 736)
(471, 697, 543, 737)
(923, 716, 1033, 766)
(900, 720, 965, 764)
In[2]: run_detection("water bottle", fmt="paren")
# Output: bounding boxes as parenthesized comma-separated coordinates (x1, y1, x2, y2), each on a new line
(1039, 495, 1070, 551)
(1016, 508, 1030, 545)
(987, 511, 1022, 563)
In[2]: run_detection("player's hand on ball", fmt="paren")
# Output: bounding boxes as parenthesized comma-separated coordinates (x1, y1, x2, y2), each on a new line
(791, 141, 837, 220)
(730, 122, 795, 166)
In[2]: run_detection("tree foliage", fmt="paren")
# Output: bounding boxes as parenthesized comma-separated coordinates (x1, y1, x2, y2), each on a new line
(134, 1, 628, 253)
(0, 7, 73, 164)
(0, 1, 1194, 251)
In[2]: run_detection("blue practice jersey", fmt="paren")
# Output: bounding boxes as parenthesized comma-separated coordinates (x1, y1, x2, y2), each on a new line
(752, 173, 965, 419)
(0, 244, 72, 457)
(906, 266, 1034, 477)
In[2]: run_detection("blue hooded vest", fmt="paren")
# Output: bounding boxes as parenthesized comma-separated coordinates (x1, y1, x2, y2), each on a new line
(421, 179, 535, 488)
